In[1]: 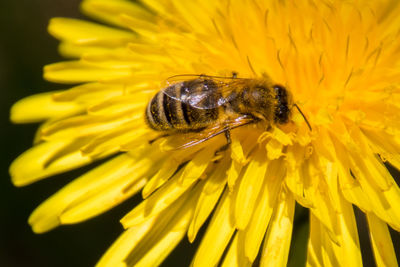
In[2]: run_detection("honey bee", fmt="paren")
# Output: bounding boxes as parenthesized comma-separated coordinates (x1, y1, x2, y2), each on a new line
(145, 74, 310, 148)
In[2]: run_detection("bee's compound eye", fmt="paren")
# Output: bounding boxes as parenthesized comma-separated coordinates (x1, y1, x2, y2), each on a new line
(273, 85, 284, 90)
(273, 85, 286, 96)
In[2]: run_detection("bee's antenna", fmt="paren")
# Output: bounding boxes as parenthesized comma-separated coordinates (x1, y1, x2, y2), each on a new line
(293, 104, 312, 131)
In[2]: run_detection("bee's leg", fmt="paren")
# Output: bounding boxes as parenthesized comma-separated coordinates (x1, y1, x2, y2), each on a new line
(224, 129, 232, 146)
(215, 128, 231, 154)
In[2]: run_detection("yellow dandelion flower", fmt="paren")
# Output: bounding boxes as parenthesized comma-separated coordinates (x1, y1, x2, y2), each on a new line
(10, 0, 400, 266)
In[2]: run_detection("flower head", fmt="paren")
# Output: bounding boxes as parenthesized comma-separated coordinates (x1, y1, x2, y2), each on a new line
(10, 0, 400, 266)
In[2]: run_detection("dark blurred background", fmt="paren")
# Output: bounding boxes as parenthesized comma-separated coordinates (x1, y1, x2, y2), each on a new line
(0, 1, 398, 267)
(0, 1, 141, 266)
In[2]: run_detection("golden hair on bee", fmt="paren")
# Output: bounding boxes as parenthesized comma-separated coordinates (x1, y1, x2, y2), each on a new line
(145, 74, 311, 148)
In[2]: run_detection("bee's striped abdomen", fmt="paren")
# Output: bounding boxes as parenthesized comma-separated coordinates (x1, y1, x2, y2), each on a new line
(145, 80, 220, 132)
(146, 90, 169, 130)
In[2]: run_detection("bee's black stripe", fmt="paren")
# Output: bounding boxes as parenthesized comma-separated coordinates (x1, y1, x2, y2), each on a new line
(145, 91, 173, 130)
(181, 102, 191, 125)
(149, 93, 163, 128)
(180, 83, 192, 126)
(168, 84, 188, 128)
(157, 91, 173, 129)
(162, 92, 174, 127)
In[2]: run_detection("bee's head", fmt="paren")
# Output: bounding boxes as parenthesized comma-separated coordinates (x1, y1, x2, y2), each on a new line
(273, 84, 291, 124)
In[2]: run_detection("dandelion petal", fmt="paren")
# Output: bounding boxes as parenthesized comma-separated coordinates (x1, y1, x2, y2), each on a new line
(366, 212, 399, 267)
(192, 190, 235, 267)
(260, 188, 295, 267)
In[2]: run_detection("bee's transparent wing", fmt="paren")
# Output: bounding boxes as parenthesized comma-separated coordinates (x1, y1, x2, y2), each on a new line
(166, 74, 243, 84)
(161, 79, 220, 109)
(162, 76, 246, 110)
(164, 115, 256, 150)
